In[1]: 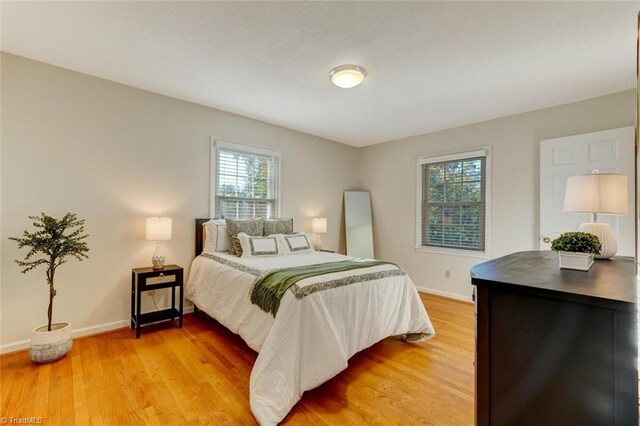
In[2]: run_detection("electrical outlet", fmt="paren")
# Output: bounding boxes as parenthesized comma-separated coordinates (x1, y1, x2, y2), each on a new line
(148, 290, 155, 297)
(445, 270, 451, 279)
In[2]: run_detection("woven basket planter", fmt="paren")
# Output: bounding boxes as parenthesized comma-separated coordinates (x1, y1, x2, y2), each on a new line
(29, 322, 73, 363)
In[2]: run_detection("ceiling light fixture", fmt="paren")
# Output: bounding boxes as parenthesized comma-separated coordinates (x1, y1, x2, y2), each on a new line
(329, 65, 367, 89)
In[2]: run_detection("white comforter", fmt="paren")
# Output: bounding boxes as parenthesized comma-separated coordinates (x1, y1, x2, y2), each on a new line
(186, 251, 435, 425)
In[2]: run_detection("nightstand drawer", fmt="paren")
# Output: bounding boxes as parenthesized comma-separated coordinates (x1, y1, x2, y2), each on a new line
(146, 274, 176, 286)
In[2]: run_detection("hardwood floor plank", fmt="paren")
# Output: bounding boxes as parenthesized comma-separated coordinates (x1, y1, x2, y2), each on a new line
(3, 354, 46, 420)
(47, 352, 74, 425)
(71, 343, 90, 426)
(0, 293, 474, 425)
(135, 331, 199, 424)
(0, 357, 18, 416)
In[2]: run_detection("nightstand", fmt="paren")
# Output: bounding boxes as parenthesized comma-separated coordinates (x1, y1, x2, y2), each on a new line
(131, 264, 184, 339)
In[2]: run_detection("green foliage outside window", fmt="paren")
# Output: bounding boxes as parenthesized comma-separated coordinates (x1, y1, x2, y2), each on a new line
(424, 157, 485, 250)
(217, 149, 278, 219)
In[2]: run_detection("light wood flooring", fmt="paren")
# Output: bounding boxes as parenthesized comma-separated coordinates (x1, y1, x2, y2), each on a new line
(0, 293, 474, 425)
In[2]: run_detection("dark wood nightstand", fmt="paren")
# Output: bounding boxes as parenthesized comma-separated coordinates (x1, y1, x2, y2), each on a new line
(131, 264, 184, 339)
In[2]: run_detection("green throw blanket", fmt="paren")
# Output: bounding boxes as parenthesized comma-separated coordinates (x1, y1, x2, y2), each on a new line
(251, 259, 395, 317)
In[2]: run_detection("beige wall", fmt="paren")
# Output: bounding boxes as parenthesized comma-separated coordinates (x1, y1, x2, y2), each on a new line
(0, 53, 359, 350)
(358, 90, 635, 300)
(1, 52, 635, 350)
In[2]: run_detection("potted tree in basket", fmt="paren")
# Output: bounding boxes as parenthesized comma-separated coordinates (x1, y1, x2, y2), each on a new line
(10, 213, 89, 363)
(550, 231, 602, 271)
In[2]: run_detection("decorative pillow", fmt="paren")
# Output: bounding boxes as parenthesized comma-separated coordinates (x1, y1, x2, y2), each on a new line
(263, 218, 294, 236)
(226, 219, 264, 256)
(238, 232, 281, 258)
(278, 232, 313, 254)
(202, 219, 229, 253)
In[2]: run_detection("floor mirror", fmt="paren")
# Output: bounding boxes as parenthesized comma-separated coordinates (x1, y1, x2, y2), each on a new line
(344, 191, 374, 258)
(636, 11, 639, 265)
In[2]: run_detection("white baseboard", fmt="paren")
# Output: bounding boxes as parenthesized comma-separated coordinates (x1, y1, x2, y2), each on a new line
(74, 319, 130, 338)
(0, 339, 30, 355)
(0, 305, 195, 355)
(416, 286, 473, 303)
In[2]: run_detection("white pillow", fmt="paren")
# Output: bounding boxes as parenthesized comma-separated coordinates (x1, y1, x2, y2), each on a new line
(203, 219, 229, 253)
(278, 232, 313, 254)
(238, 232, 282, 258)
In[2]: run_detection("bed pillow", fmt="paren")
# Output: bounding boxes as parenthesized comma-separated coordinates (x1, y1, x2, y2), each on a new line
(263, 218, 294, 236)
(202, 219, 229, 253)
(278, 232, 314, 254)
(226, 218, 264, 256)
(237, 232, 282, 258)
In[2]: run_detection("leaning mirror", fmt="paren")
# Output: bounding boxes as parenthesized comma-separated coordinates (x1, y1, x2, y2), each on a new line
(636, 11, 639, 265)
(344, 191, 374, 258)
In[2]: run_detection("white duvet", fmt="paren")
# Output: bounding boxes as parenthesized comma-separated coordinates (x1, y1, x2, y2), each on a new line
(186, 251, 435, 425)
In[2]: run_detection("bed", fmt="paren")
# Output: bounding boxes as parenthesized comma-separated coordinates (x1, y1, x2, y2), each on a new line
(186, 219, 435, 425)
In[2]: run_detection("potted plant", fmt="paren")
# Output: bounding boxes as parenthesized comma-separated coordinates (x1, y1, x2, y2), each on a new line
(10, 213, 89, 363)
(550, 231, 602, 271)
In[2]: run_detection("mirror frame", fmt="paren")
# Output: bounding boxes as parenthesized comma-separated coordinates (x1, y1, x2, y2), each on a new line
(636, 11, 639, 265)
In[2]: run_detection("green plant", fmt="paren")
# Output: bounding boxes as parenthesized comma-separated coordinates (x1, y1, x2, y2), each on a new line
(9, 213, 89, 331)
(550, 231, 601, 255)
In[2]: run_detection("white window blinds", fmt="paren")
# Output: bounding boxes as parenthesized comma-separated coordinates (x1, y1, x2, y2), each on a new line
(214, 141, 280, 220)
(417, 148, 490, 253)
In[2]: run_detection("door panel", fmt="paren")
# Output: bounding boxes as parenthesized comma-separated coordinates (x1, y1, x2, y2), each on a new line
(540, 127, 635, 255)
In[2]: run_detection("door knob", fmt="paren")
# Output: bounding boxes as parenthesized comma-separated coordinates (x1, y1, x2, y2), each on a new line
(542, 236, 551, 244)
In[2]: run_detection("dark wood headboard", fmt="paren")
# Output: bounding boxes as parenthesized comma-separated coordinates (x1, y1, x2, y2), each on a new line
(195, 218, 212, 256)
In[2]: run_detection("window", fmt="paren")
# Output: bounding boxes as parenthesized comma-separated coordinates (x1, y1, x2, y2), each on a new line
(211, 139, 280, 219)
(416, 148, 491, 254)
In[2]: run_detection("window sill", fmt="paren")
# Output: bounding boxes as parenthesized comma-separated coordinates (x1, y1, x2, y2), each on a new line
(414, 246, 491, 259)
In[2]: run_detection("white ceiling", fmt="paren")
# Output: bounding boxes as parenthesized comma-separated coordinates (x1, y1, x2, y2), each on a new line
(2, 1, 639, 147)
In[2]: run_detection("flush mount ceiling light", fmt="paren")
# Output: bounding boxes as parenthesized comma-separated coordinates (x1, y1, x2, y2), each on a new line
(329, 65, 367, 89)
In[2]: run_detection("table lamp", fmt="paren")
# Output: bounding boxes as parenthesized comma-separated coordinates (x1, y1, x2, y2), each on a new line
(563, 171, 628, 259)
(146, 217, 172, 269)
(311, 217, 327, 250)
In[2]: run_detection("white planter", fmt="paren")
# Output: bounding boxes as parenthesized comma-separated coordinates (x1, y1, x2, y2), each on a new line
(558, 251, 594, 271)
(29, 322, 73, 363)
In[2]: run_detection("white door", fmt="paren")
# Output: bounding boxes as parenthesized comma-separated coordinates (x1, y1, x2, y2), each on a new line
(540, 126, 635, 256)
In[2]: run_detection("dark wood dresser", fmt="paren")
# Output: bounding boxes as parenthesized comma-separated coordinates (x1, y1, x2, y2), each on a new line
(471, 251, 638, 426)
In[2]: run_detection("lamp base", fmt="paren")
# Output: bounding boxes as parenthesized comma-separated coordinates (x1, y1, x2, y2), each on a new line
(151, 242, 166, 270)
(577, 222, 617, 259)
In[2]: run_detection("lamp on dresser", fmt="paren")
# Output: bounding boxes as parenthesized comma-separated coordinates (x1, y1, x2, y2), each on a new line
(563, 171, 628, 258)
(146, 217, 172, 269)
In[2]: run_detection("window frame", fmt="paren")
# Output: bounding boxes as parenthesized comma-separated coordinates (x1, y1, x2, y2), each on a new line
(415, 147, 492, 258)
(209, 138, 281, 219)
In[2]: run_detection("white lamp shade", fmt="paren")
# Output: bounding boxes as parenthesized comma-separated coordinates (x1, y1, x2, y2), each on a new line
(311, 217, 328, 234)
(563, 173, 628, 215)
(146, 217, 172, 240)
